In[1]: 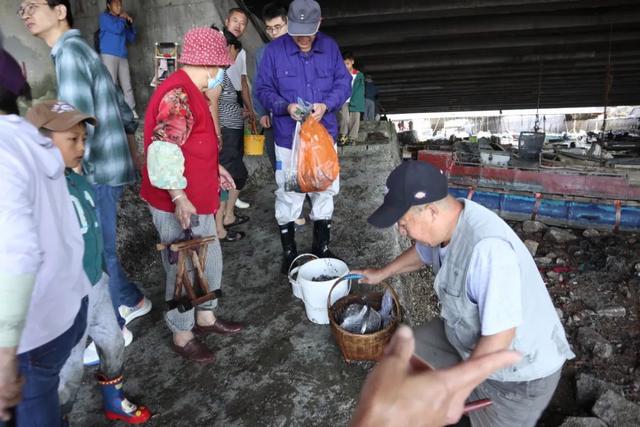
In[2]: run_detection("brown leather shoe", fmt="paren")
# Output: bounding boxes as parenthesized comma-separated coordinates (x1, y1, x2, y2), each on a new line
(193, 319, 244, 336)
(170, 339, 216, 364)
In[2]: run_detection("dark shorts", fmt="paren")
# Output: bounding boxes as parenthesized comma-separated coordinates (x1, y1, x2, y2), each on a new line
(219, 127, 248, 190)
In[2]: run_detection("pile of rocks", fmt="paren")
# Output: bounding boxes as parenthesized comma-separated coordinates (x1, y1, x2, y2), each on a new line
(559, 374, 640, 426)
(510, 220, 640, 425)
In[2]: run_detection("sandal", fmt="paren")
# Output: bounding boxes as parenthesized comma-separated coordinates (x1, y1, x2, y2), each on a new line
(223, 214, 249, 228)
(220, 230, 245, 242)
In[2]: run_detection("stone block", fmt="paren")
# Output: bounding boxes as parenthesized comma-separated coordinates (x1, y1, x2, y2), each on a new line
(544, 228, 578, 243)
(577, 327, 613, 359)
(576, 373, 624, 406)
(523, 220, 547, 234)
(524, 239, 539, 256)
(592, 390, 640, 427)
(596, 306, 626, 318)
(535, 257, 553, 267)
(559, 417, 607, 427)
(583, 228, 600, 238)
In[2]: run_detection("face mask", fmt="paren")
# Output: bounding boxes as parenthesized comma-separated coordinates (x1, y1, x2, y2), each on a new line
(207, 68, 225, 89)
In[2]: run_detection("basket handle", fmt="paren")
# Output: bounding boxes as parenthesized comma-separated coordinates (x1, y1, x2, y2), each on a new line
(287, 253, 319, 283)
(327, 273, 362, 310)
(327, 274, 402, 319)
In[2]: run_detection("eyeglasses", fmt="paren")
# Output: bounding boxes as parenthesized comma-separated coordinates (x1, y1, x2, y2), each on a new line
(265, 24, 285, 34)
(17, 2, 48, 17)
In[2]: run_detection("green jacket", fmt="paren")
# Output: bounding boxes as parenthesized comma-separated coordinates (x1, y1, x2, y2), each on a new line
(349, 71, 365, 113)
(66, 169, 105, 286)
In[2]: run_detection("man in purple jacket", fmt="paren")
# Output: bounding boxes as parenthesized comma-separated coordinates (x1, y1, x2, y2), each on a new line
(255, 0, 351, 274)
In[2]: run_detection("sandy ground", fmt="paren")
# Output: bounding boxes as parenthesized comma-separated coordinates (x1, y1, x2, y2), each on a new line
(68, 132, 639, 425)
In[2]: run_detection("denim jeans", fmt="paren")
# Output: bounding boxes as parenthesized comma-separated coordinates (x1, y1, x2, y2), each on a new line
(364, 98, 376, 121)
(1, 297, 88, 427)
(92, 184, 143, 327)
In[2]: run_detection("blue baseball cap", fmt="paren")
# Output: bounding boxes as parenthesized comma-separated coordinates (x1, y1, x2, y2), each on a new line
(368, 161, 449, 228)
(287, 0, 321, 36)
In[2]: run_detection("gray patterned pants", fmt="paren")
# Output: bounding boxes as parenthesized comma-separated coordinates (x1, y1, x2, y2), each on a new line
(414, 318, 562, 427)
(149, 206, 222, 333)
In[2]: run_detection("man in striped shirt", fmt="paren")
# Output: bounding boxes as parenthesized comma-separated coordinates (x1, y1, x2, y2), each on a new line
(20, 0, 151, 339)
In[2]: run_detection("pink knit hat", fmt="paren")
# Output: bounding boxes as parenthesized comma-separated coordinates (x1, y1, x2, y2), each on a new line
(179, 27, 232, 67)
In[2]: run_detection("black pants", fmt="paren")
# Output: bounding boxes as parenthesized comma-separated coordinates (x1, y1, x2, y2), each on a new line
(220, 127, 248, 190)
(264, 127, 276, 172)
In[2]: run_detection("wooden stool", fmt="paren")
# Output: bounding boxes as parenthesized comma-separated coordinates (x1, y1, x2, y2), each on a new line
(156, 235, 221, 312)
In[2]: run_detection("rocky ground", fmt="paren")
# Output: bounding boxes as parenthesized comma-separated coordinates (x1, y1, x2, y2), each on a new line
(68, 142, 410, 426)
(511, 221, 640, 426)
(66, 121, 639, 425)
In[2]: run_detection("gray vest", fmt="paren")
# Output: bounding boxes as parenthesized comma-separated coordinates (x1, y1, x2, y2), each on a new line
(432, 199, 575, 382)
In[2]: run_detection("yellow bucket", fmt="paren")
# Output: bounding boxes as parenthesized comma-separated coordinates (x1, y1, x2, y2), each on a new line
(244, 134, 265, 156)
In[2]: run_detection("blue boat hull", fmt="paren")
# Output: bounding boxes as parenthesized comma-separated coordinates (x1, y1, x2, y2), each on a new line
(450, 187, 640, 231)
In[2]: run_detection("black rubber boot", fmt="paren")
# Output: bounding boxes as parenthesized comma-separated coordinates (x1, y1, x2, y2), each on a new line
(312, 219, 339, 259)
(279, 222, 298, 274)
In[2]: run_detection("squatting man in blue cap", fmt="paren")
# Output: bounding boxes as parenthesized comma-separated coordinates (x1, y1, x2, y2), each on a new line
(255, 0, 352, 273)
(354, 160, 575, 427)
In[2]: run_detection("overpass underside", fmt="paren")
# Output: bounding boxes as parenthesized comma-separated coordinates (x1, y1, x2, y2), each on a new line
(243, 0, 640, 113)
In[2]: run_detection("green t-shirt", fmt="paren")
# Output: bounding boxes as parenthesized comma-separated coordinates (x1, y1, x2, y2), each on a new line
(66, 169, 104, 286)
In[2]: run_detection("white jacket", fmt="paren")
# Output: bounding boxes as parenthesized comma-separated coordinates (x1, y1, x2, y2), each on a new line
(0, 115, 90, 354)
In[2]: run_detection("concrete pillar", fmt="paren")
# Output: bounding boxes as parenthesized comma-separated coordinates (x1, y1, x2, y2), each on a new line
(0, 3, 56, 99)
(0, 1, 265, 112)
(70, 0, 264, 113)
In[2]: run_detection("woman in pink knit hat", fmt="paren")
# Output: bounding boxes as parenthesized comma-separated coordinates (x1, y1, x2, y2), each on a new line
(140, 27, 244, 364)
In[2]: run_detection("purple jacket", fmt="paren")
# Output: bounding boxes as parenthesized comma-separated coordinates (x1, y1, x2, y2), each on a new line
(255, 32, 352, 149)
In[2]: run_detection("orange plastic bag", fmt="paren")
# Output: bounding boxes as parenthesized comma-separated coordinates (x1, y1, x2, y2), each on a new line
(297, 116, 340, 193)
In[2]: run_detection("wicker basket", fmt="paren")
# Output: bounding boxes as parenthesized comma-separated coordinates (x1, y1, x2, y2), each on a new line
(328, 274, 401, 362)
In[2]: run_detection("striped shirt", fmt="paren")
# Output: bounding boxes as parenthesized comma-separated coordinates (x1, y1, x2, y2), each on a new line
(219, 71, 244, 130)
(51, 29, 137, 186)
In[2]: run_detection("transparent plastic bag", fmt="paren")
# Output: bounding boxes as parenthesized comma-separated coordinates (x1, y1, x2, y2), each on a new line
(379, 289, 394, 328)
(284, 121, 302, 192)
(340, 304, 367, 333)
(340, 303, 384, 334)
(284, 98, 313, 192)
(361, 308, 382, 334)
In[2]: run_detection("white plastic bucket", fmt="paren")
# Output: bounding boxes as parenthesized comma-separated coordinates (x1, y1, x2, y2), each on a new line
(298, 258, 350, 324)
(287, 254, 319, 300)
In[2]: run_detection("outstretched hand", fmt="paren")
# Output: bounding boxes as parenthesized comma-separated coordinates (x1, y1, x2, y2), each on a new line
(350, 326, 521, 427)
(350, 268, 387, 285)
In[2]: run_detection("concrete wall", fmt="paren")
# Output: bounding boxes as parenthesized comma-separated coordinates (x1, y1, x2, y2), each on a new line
(70, 0, 265, 113)
(1, 2, 57, 99)
(0, 0, 265, 110)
